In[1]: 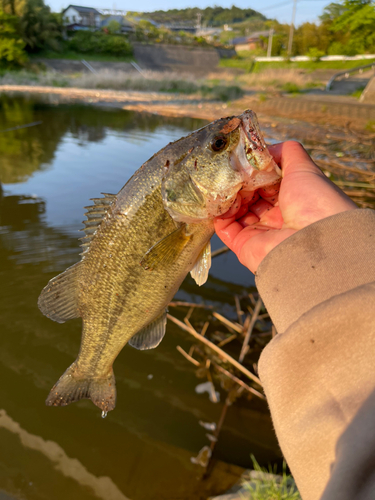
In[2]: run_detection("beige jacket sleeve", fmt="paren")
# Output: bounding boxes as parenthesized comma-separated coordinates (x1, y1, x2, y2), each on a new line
(255, 209, 375, 500)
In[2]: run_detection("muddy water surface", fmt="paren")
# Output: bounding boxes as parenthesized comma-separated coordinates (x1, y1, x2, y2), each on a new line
(0, 96, 283, 500)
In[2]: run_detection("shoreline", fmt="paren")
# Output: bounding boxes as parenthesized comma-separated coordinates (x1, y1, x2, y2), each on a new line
(1, 84, 375, 136)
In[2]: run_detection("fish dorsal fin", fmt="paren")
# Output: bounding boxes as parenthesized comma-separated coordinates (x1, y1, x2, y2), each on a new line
(190, 240, 211, 286)
(140, 224, 191, 271)
(128, 311, 167, 350)
(80, 193, 117, 255)
(38, 262, 82, 323)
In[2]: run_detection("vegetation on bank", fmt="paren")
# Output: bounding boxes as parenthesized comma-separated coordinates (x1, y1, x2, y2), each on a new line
(0, 69, 245, 101)
(241, 457, 301, 500)
(221, 53, 375, 72)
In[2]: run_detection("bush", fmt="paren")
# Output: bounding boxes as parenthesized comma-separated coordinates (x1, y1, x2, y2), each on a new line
(68, 31, 132, 57)
(307, 47, 324, 62)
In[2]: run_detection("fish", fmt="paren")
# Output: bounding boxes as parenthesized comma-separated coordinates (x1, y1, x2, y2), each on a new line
(38, 109, 281, 414)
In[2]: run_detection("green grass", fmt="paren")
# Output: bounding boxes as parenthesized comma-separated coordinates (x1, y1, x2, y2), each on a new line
(365, 120, 375, 132)
(351, 86, 366, 99)
(241, 456, 301, 500)
(220, 52, 375, 73)
(29, 50, 134, 63)
(281, 82, 301, 94)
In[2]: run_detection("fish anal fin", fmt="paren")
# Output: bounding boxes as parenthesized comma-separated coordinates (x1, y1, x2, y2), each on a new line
(38, 262, 82, 323)
(46, 362, 116, 413)
(190, 240, 211, 286)
(128, 311, 167, 350)
(140, 224, 191, 271)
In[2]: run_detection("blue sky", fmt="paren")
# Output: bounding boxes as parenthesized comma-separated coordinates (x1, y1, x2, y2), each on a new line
(47, 0, 333, 26)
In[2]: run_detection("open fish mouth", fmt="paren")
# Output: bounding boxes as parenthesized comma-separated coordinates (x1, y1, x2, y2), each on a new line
(230, 110, 282, 190)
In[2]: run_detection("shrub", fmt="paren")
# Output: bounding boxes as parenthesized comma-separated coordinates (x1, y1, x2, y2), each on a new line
(307, 47, 324, 62)
(68, 31, 132, 57)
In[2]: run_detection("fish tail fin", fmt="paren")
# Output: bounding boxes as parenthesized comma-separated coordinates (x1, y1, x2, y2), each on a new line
(46, 362, 116, 413)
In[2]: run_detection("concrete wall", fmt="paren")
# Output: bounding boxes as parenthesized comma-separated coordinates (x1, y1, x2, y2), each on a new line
(360, 75, 375, 104)
(133, 43, 222, 74)
(35, 59, 136, 74)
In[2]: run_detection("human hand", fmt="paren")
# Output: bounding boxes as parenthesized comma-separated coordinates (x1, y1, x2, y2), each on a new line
(214, 141, 357, 274)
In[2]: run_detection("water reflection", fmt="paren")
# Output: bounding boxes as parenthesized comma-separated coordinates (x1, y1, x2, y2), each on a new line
(0, 97, 280, 500)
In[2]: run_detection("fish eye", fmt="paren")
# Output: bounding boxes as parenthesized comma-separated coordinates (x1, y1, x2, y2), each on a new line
(211, 136, 228, 152)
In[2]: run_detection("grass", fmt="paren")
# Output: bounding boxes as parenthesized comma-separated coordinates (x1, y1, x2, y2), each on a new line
(29, 50, 134, 63)
(0, 69, 244, 102)
(237, 68, 323, 92)
(241, 456, 301, 500)
(220, 52, 375, 73)
(365, 120, 375, 133)
(351, 86, 366, 99)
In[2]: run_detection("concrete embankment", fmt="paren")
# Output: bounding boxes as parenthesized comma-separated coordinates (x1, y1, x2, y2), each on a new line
(35, 44, 236, 76)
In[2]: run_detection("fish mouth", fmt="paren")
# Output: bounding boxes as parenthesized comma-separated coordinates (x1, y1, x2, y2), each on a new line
(230, 110, 281, 190)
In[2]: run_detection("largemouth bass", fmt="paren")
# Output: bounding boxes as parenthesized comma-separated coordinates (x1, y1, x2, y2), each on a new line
(38, 110, 281, 414)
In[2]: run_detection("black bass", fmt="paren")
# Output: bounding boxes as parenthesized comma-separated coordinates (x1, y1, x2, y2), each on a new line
(38, 110, 281, 415)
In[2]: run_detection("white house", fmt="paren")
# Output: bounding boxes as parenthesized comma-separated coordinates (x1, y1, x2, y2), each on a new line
(62, 5, 101, 29)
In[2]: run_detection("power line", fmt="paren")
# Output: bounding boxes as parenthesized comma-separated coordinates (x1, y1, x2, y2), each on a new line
(260, 0, 293, 12)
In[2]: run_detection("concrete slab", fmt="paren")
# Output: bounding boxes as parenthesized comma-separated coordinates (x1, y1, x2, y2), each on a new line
(360, 75, 375, 103)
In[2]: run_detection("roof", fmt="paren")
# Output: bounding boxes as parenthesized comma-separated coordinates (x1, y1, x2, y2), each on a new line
(231, 37, 249, 45)
(248, 30, 271, 39)
(63, 5, 101, 15)
(231, 31, 271, 45)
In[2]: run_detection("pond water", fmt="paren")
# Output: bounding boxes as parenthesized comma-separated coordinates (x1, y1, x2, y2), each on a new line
(0, 96, 281, 500)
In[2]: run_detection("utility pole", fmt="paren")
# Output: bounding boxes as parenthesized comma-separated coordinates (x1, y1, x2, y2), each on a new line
(287, 0, 297, 56)
(267, 28, 274, 58)
(197, 12, 202, 29)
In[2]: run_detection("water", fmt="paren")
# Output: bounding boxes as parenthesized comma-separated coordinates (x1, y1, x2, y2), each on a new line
(0, 96, 280, 500)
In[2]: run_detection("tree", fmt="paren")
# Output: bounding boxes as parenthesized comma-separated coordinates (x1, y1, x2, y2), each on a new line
(320, 0, 375, 54)
(331, 0, 375, 53)
(106, 19, 121, 34)
(0, 10, 27, 67)
(19, 0, 61, 53)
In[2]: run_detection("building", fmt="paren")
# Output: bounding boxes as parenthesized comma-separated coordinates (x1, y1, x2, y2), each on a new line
(231, 31, 271, 51)
(62, 5, 101, 30)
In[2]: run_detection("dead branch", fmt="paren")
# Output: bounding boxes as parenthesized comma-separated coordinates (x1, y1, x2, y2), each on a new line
(176, 345, 200, 366)
(167, 313, 262, 387)
(213, 363, 266, 400)
(239, 297, 263, 363)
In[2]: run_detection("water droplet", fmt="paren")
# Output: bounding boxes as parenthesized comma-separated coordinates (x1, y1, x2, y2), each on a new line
(101, 410, 107, 419)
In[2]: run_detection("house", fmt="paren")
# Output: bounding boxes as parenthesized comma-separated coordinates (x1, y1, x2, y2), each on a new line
(231, 31, 271, 51)
(100, 15, 134, 33)
(62, 5, 101, 30)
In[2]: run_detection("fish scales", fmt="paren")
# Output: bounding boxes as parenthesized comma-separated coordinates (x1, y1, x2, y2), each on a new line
(38, 110, 281, 413)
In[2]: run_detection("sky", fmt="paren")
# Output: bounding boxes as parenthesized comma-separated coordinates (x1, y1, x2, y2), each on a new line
(46, 0, 334, 27)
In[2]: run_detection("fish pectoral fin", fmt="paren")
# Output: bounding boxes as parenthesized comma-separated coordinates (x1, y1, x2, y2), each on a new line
(128, 311, 167, 350)
(140, 224, 191, 271)
(38, 262, 82, 323)
(190, 240, 211, 286)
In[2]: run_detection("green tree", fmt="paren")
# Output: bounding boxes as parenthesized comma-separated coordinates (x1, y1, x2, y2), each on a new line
(20, 0, 61, 52)
(106, 19, 121, 34)
(331, 0, 375, 53)
(0, 10, 27, 67)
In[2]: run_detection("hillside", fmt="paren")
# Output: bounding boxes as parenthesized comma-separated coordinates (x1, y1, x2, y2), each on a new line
(128, 6, 267, 27)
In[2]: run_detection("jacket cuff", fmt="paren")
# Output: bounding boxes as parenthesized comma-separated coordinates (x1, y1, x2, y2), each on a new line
(255, 209, 375, 333)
